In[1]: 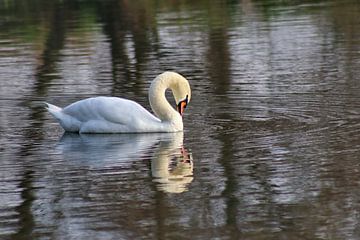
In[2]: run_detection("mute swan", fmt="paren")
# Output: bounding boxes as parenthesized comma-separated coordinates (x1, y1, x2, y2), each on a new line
(45, 71, 191, 133)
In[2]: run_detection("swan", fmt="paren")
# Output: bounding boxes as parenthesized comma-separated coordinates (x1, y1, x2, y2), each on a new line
(45, 71, 191, 133)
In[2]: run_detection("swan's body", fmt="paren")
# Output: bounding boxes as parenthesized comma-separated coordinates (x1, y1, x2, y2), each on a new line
(45, 71, 191, 133)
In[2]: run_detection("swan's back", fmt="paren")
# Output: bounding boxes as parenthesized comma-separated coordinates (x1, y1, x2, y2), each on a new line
(55, 97, 162, 133)
(63, 97, 152, 122)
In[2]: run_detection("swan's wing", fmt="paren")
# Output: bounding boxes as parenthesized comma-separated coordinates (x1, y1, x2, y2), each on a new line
(63, 96, 161, 127)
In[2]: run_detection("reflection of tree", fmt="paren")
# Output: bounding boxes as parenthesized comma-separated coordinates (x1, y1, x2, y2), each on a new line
(12, 170, 36, 240)
(207, 27, 231, 94)
(205, 2, 240, 235)
(35, 3, 66, 96)
(10, 1, 69, 238)
(217, 133, 241, 236)
(97, 0, 157, 97)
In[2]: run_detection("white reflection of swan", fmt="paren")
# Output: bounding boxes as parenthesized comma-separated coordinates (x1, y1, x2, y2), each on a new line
(57, 132, 193, 193)
(151, 132, 193, 193)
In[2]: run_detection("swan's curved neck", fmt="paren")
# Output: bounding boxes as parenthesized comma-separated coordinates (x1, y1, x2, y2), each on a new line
(149, 73, 182, 124)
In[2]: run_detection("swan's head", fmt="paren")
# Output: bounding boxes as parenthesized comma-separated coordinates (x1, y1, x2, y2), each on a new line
(150, 71, 191, 121)
(168, 72, 191, 116)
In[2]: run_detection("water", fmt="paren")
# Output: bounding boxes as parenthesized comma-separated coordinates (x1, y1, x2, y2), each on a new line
(1, 0, 360, 239)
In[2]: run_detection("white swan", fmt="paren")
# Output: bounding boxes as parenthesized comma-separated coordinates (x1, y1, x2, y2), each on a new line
(45, 71, 191, 133)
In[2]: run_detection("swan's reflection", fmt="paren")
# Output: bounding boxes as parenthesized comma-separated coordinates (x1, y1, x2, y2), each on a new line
(58, 132, 193, 193)
(151, 132, 193, 193)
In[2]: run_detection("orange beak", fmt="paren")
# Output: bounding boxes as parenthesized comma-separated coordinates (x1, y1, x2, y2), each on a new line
(177, 100, 187, 116)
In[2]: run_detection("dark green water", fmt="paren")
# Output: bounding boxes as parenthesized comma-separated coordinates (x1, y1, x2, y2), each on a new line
(1, 0, 360, 239)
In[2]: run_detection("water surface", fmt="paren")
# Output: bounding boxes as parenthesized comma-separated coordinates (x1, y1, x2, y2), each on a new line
(1, 0, 360, 239)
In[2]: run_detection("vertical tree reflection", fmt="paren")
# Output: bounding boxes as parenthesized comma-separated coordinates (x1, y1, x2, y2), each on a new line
(97, 0, 157, 97)
(11, 1, 69, 238)
(34, 2, 66, 96)
(205, 1, 241, 236)
(12, 170, 36, 240)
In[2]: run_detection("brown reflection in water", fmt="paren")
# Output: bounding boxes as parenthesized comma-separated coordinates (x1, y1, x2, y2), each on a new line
(205, 2, 241, 236)
(97, 0, 157, 97)
(11, 170, 36, 240)
(11, 1, 74, 238)
(207, 27, 232, 94)
(34, 5, 66, 96)
(5, 1, 95, 239)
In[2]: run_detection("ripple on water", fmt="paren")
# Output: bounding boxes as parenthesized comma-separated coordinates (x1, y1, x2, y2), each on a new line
(0, 162, 26, 236)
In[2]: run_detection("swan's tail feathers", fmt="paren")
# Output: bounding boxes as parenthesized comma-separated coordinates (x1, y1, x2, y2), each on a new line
(44, 102, 63, 120)
(44, 102, 62, 111)
(44, 102, 80, 132)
